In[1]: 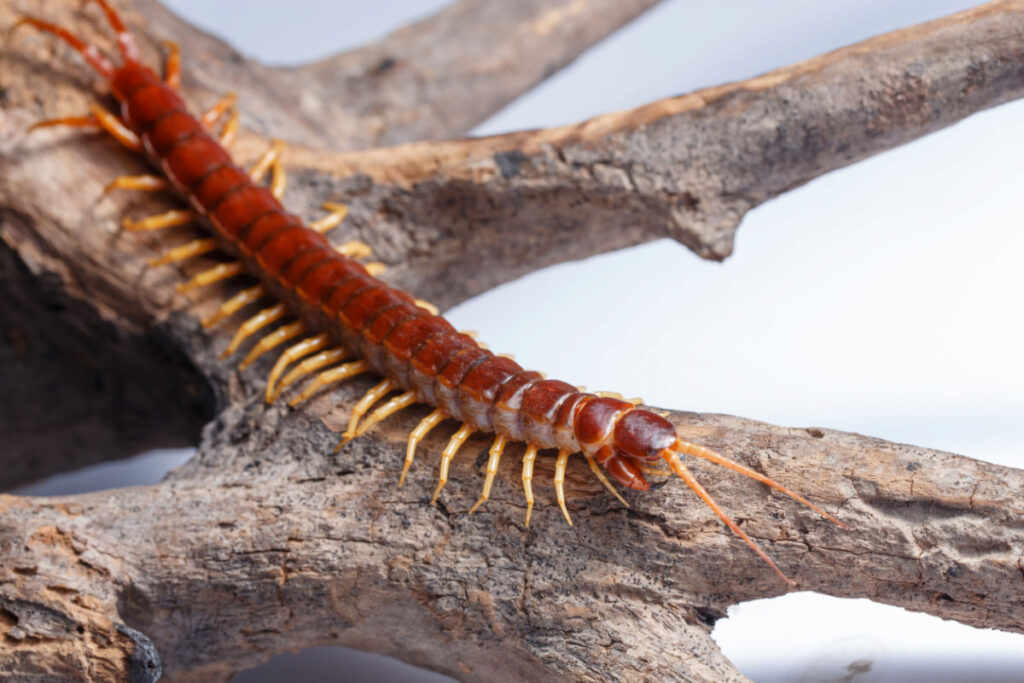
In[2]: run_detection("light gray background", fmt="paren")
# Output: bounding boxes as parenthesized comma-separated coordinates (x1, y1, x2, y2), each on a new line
(17, 1, 1024, 681)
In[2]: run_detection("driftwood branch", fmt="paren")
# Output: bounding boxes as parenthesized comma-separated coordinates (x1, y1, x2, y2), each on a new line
(2, 1, 1023, 681)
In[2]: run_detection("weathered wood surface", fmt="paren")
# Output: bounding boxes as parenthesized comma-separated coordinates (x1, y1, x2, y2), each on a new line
(2, 1, 1023, 681)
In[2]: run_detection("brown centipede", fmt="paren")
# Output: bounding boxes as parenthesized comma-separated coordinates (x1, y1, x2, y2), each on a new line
(18, 0, 844, 584)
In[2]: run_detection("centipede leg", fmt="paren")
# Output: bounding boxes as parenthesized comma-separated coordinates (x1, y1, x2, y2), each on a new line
(88, 103, 141, 151)
(162, 40, 181, 89)
(249, 139, 287, 199)
(201, 92, 237, 128)
(309, 202, 349, 235)
(553, 449, 574, 526)
(219, 107, 239, 147)
(585, 453, 629, 507)
(288, 359, 369, 407)
(400, 409, 445, 487)
(336, 241, 374, 259)
(354, 391, 419, 437)
(521, 444, 539, 527)
(123, 209, 194, 232)
(176, 262, 244, 293)
(202, 284, 266, 328)
(276, 347, 347, 401)
(104, 174, 168, 194)
(468, 434, 508, 514)
(219, 303, 288, 358)
(430, 423, 474, 504)
(265, 334, 329, 402)
(27, 115, 98, 134)
(239, 320, 306, 370)
(147, 238, 218, 267)
(338, 379, 397, 446)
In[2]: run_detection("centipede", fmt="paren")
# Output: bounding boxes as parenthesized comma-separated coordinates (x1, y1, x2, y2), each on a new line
(18, 0, 843, 584)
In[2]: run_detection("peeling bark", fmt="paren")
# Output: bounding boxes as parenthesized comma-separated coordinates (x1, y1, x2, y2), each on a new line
(1, 1, 1023, 681)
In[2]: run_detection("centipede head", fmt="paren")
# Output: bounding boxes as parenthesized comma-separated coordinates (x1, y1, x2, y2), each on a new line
(578, 397, 843, 584)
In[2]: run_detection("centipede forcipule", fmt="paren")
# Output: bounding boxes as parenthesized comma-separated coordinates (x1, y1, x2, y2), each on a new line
(18, 0, 844, 584)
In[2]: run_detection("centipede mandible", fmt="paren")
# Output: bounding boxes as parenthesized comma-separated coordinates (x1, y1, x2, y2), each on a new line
(18, 0, 844, 584)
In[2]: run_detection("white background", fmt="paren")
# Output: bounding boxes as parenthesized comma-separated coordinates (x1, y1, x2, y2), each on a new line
(17, 1, 1024, 681)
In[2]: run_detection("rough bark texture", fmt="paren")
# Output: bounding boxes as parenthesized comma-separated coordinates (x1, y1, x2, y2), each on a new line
(2, 1, 1023, 681)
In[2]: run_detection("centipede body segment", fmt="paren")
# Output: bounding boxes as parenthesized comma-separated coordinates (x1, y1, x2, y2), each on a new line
(19, 0, 844, 584)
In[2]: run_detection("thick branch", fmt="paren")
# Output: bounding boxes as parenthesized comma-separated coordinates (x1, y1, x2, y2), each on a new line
(2, 409, 1022, 681)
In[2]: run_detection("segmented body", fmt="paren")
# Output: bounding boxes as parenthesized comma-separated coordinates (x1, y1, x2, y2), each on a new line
(20, 1, 842, 584)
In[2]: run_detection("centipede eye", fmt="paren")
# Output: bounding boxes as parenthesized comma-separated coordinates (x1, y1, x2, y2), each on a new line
(614, 409, 676, 461)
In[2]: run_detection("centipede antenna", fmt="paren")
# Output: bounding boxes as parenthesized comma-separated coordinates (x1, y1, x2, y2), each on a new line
(674, 439, 845, 528)
(663, 450, 795, 586)
(14, 17, 115, 79)
(89, 0, 140, 62)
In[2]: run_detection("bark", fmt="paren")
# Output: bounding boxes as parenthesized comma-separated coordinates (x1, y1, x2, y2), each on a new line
(2, 1, 1023, 681)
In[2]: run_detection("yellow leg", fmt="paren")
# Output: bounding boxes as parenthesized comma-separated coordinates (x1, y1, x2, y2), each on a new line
(219, 107, 239, 147)
(554, 449, 573, 526)
(176, 262, 244, 294)
(414, 299, 439, 316)
(162, 40, 181, 89)
(585, 453, 629, 507)
(365, 262, 387, 277)
(122, 209, 193, 232)
(354, 391, 418, 438)
(309, 202, 349, 234)
(468, 434, 507, 514)
(276, 347, 347, 401)
(219, 303, 287, 358)
(28, 115, 98, 133)
(522, 445, 539, 527)
(336, 240, 373, 259)
(239, 320, 306, 371)
(202, 284, 266, 328)
(430, 423, 474, 504)
(338, 378, 396, 447)
(88, 103, 141, 151)
(288, 359, 369, 408)
(202, 92, 237, 128)
(147, 237, 218, 267)
(269, 160, 286, 200)
(248, 139, 282, 180)
(400, 408, 445, 487)
(104, 174, 168, 194)
(265, 333, 328, 403)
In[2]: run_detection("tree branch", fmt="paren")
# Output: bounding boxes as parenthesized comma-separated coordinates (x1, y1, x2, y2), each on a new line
(2, 1, 1023, 681)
